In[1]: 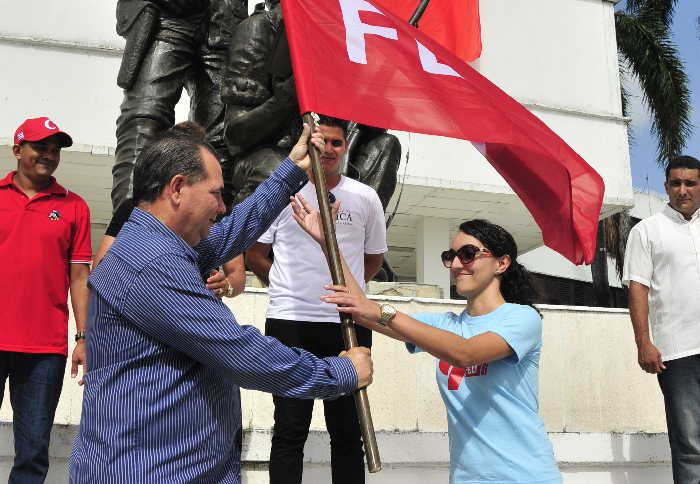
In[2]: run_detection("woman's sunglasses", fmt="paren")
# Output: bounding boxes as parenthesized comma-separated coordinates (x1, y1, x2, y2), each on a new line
(441, 244, 492, 268)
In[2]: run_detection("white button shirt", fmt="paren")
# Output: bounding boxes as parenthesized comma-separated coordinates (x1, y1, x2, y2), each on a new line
(623, 205, 700, 361)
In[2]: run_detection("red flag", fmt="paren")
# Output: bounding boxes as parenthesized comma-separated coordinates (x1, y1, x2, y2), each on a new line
(281, 0, 604, 265)
(376, 0, 482, 62)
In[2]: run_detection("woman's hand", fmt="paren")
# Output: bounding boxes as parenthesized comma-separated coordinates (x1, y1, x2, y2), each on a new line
(205, 269, 229, 298)
(290, 193, 340, 246)
(321, 285, 382, 329)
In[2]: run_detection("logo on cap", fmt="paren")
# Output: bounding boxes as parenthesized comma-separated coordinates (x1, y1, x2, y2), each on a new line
(13, 117, 73, 147)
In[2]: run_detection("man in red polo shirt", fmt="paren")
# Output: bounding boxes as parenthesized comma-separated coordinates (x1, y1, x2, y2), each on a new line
(0, 117, 92, 482)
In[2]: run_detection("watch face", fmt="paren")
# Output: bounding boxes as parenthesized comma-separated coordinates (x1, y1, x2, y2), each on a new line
(380, 304, 396, 323)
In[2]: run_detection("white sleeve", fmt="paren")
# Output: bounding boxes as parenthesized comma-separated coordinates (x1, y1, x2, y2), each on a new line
(363, 189, 388, 254)
(622, 223, 652, 287)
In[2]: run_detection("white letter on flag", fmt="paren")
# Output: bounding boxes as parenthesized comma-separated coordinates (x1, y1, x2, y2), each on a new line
(339, 0, 398, 64)
(416, 41, 463, 78)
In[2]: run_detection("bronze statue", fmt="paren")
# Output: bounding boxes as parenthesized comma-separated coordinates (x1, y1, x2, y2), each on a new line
(221, 1, 401, 210)
(113, 0, 248, 209)
(221, 1, 299, 207)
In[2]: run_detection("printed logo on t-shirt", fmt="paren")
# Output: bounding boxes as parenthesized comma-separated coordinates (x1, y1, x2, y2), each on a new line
(335, 209, 353, 225)
(48, 209, 61, 221)
(439, 360, 489, 390)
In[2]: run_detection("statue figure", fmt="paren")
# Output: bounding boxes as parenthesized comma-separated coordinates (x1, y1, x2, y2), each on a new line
(222, 0, 401, 210)
(113, 0, 248, 209)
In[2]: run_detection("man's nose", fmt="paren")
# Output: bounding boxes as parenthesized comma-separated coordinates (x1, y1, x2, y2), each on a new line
(217, 198, 226, 215)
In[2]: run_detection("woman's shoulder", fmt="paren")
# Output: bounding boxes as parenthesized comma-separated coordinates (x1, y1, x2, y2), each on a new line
(501, 303, 540, 317)
(498, 303, 542, 327)
(498, 303, 542, 331)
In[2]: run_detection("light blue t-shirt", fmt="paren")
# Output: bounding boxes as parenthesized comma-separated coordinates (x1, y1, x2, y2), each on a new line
(408, 303, 561, 484)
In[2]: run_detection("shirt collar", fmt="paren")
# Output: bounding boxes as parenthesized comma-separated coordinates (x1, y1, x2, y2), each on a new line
(128, 207, 199, 261)
(0, 171, 67, 196)
(663, 203, 700, 223)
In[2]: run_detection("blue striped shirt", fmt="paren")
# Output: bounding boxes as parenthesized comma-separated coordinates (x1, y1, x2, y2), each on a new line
(69, 159, 357, 483)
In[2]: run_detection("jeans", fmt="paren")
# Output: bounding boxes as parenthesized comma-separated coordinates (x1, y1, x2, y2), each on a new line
(265, 318, 372, 484)
(658, 354, 700, 484)
(0, 352, 67, 484)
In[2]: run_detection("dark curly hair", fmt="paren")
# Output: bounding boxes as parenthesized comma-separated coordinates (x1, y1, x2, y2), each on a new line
(458, 219, 540, 314)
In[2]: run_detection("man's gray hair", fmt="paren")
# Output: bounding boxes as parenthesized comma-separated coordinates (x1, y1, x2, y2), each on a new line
(132, 123, 218, 204)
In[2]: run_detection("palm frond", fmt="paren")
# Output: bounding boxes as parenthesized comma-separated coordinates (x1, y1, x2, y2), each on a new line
(625, 0, 678, 29)
(603, 211, 631, 281)
(616, 9, 692, 164)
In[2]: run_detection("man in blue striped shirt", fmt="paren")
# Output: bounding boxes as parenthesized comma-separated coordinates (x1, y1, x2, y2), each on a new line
(69, 124, 373, 483)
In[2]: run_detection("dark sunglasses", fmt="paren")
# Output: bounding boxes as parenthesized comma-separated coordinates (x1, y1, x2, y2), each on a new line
(441, 244, 492, 268)
(328, 191, 336, 204)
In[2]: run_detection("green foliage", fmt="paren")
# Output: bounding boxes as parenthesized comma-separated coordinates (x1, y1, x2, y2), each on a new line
(615, 0, 691, 165)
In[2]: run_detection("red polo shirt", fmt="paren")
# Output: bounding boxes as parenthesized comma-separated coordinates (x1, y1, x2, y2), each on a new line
(0, 171, 92, 355)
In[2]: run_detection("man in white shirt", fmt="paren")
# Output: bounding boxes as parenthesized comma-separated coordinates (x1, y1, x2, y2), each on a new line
(623, 155, 700, 484)
(246, 115, 387, 484)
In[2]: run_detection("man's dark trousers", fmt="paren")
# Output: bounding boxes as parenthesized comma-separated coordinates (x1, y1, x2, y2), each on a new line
(658, 354, 700, 484)
(265, 318, 372, 484)
(0, 351, 66, 483)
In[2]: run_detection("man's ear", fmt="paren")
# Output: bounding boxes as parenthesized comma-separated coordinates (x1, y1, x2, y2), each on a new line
(168, 174, 187, 205)
(496, 254, 511, 275)
(12, 145, 21, 162)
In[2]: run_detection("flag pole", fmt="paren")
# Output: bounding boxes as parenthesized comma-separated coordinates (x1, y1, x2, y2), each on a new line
(408, 0, 432, 26)
(302, 1, 433, 474)
(302, 112, 382, 473)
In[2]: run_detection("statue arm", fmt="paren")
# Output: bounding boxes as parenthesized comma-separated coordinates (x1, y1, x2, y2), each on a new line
(224, 76, 297, 149)
(222, 10, 297, 150)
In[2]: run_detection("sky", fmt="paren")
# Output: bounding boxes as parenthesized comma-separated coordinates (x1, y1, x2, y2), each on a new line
(623, 1, 700, 195)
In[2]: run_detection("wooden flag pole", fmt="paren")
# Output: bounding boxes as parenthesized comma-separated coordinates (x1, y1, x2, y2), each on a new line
(302, 112, 381, 472)
(299, 2, 434, 474)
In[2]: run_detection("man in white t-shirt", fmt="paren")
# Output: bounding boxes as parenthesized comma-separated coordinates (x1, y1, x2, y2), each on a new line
(247, 115, 387, 484)
(623, 155, 700, 484)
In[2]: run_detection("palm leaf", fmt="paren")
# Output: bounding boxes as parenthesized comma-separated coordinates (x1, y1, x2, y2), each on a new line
(625, 0, 678, 29)
(616, 8, 691, 164)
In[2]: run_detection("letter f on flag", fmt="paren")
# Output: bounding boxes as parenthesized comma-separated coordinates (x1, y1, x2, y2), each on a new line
(281, 0, 605, 265)
(341, 0, 462, 77)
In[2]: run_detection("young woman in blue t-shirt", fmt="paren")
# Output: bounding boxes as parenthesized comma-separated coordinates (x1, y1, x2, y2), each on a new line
(292, 194, 561, 484)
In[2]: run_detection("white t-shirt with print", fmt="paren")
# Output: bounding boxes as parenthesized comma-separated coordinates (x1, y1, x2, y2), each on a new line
(259, 176, 388, 322)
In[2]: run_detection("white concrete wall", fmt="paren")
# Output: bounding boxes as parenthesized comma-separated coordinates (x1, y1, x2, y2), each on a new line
(1, 292, 672, 483)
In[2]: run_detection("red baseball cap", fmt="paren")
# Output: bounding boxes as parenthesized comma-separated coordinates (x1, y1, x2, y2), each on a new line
(13, 117, 73, 148)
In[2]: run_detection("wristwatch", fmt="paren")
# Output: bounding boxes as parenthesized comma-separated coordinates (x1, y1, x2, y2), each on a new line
(75, 331, 87, 342)
(377, 304, 397, 327)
